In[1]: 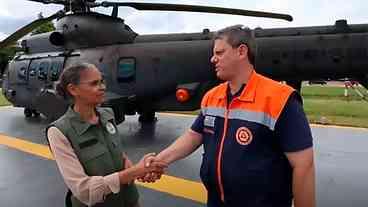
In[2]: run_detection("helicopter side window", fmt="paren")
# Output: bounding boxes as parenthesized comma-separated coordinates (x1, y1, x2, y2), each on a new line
(50, 61, 62, 81)
(117, 58, 136, 82)
(29, 61, 38, 77)
(38, 61, 49, 81)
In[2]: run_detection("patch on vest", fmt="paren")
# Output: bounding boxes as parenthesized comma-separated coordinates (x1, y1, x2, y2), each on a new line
(204, 115, 216, 127)
(105, 122, 116, 134)
(235, 127, 253, 145)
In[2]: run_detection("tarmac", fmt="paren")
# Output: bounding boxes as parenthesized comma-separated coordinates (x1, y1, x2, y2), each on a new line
(0, 106, 368, 207)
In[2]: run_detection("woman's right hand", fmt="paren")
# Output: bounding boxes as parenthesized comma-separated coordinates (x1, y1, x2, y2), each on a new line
(134, 153, 167, 178)
(119, 153, 168, 184)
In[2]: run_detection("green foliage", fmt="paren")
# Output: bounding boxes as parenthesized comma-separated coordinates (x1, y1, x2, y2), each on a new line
(0, 89, 11, 106)
(0, 46, 18, 74)
(30, 21, 55, 36)
(30, 12, 56, 36)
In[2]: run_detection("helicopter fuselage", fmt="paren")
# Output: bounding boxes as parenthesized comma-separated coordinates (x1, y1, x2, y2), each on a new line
(2, 13, 368, 122)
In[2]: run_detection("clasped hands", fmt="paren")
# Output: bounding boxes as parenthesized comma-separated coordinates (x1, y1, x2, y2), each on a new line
(131, 153, 168, 183)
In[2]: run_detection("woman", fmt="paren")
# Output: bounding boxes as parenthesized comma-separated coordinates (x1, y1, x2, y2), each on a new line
(47, 63, 166, 207)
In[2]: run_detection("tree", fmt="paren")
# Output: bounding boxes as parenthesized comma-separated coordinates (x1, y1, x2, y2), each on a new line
(31, 12, 56, 36)
(0, 46, 18, 76)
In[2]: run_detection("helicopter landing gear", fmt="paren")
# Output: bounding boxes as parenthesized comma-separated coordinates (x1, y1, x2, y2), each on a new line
(32, 109, 40, 117)
(24, 108, 32, 118)
(138, 111, 157, 123)
(111, 106, 125, 125)
(24, 108, 41, 118)
(286, 80, 302, 93)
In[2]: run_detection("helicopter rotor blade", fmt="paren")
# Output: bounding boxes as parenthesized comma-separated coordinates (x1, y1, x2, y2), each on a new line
(0, 10, 64, 49)
(99, 2, 293, 22)
(26, 0, 67, 4)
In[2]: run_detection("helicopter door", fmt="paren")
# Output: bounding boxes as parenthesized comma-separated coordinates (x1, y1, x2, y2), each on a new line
(32, 56, 66, 120)
(27, 59, 45, 91)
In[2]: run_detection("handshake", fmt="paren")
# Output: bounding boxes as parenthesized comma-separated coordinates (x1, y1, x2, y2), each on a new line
(126, 153, 168, 183)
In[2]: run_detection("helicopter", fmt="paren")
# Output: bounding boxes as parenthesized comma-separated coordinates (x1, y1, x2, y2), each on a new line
(1, 0, 367, 124)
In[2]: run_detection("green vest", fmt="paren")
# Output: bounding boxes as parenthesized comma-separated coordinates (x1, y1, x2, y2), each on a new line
(48, 107, 139, 207)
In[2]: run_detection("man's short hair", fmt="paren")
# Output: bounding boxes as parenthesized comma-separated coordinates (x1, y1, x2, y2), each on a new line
(213, 25, 255, 65)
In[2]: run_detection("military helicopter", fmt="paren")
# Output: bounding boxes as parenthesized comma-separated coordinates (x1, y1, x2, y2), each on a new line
(1, 0, 367, 124)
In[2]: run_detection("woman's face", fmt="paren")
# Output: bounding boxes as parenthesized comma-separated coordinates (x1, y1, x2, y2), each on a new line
(68, 66, 106, 106)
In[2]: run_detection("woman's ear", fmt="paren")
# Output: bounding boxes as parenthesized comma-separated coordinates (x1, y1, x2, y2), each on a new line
(67, 83, 78, 98)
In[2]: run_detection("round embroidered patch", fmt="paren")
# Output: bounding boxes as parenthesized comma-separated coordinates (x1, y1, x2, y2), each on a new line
(105, 122, 116, 134)
(235, 127, 253, 145)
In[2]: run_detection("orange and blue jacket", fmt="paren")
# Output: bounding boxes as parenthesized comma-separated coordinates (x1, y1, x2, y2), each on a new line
(194, 71, 311, 207)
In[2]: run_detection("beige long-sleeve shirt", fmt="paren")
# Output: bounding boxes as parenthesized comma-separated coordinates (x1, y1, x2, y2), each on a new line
(48, 126, 121, 206)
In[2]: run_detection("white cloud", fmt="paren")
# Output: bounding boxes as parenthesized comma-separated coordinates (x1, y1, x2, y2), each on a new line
(0, 32, 7, 41)
(1, 0, 367, 36)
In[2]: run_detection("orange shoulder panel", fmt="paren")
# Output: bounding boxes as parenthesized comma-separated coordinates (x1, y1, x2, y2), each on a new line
(201, 82, 227, 108)
(255, 75, 294, 119)
(233, 73, 294, 120)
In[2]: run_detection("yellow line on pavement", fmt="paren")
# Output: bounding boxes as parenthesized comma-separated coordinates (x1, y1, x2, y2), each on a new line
(0, 134, 53, 159)
(0, 133, 207, 204)
(138, 174, 206, 203)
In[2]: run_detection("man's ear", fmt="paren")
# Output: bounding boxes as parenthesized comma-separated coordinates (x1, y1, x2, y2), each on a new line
(238, 44, 248, 59)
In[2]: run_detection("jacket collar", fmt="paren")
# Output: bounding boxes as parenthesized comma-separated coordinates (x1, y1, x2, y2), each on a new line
(238, 70, 258, 102)
(217, 70, 259, 102)
(65, 106, 114, 135)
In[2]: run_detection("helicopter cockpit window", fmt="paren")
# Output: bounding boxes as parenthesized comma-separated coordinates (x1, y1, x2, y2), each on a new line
(18, 67, 27, 80)
(38, 61, 49, 81)
(117, 58, 136, 82)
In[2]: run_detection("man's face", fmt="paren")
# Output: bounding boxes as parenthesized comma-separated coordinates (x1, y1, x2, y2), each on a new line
(210, 38, 241, 81)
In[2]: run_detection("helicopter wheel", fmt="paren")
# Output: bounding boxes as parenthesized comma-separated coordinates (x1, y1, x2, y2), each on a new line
(32, 109, 40, 118)
(138, 111, 157, 123)
(24, 108, 33, 118)
(111, 106, 125, 125)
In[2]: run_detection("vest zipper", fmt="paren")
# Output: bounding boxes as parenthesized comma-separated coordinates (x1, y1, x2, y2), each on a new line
(216, 104, 230, 203)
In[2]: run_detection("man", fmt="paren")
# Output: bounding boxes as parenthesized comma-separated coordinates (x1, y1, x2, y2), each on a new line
(144, 25, 315, 207)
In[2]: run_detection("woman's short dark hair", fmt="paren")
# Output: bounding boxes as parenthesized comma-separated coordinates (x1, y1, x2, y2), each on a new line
(55, 63, 95, 100)
(213, 25, 255, 65)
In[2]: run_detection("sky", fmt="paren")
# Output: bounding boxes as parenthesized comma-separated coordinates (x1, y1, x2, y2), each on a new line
(0, 0, 367, 41)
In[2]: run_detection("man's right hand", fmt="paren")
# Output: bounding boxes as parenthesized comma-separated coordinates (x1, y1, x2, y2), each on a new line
(137, 154, 167, 183)
(135, 153, 167, 182)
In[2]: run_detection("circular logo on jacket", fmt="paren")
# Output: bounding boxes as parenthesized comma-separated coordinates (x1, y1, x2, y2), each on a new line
(235, 127, 253, 145)
(105, 122, 116, 134)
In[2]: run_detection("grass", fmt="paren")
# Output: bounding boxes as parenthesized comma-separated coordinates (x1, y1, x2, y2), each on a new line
(303, 98, 368, 128)
(301, 85, 366, 100)
(302, 85, 368, 128)
(0, 89, 10, 106)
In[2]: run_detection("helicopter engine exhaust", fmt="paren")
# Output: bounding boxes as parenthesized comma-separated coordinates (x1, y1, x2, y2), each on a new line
(49, 31, 65, 46)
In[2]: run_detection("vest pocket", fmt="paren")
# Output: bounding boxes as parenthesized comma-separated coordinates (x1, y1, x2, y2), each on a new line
(79, 141, 115, 176)
(79, 140, 106, 160)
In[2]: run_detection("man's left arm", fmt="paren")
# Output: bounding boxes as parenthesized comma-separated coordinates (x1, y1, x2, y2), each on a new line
(286, 147, 315, 207)
(275, 92, 315, 207)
